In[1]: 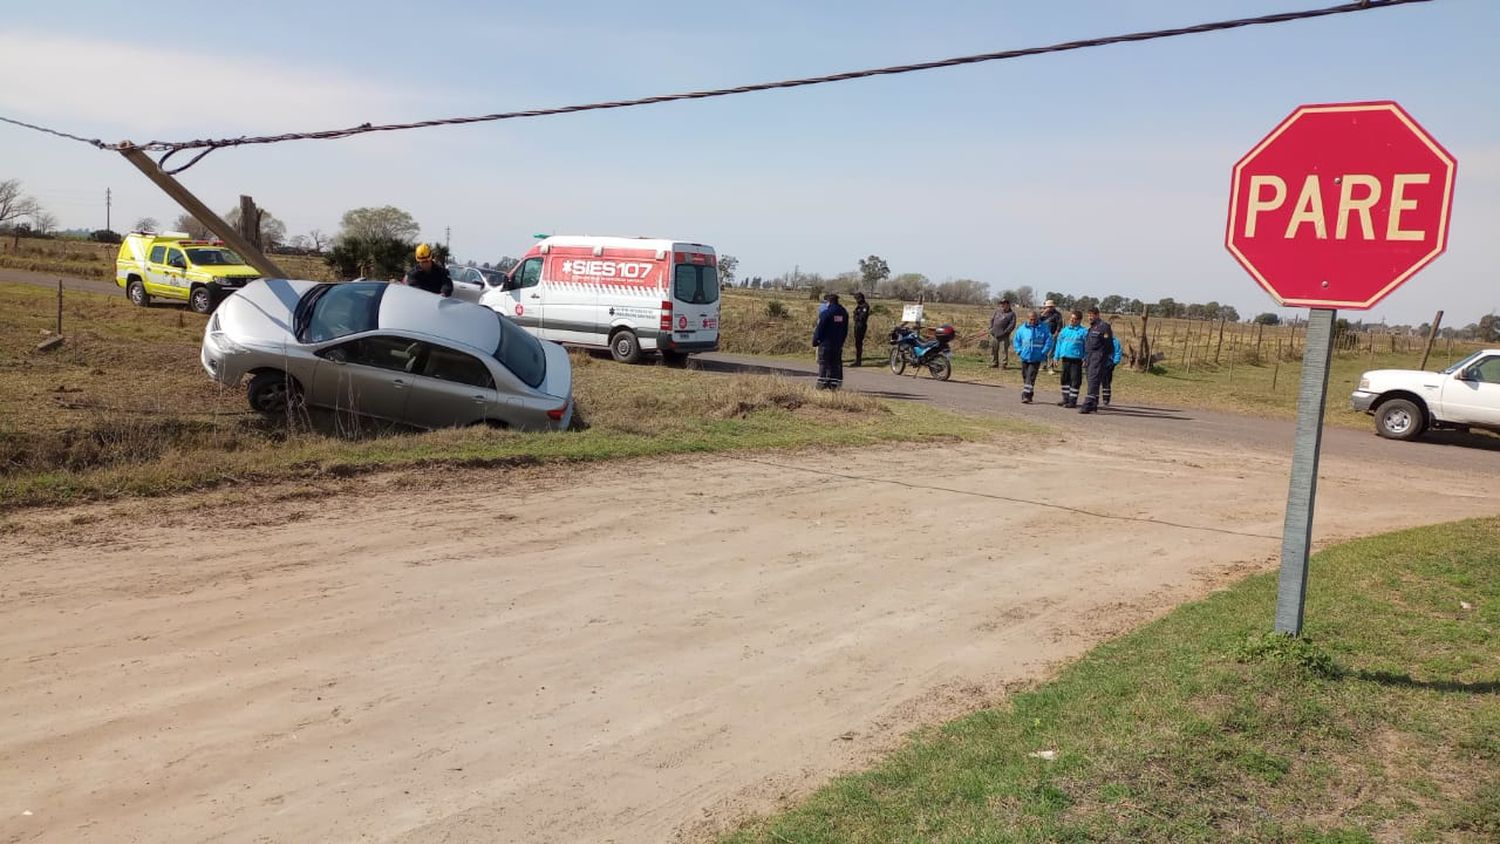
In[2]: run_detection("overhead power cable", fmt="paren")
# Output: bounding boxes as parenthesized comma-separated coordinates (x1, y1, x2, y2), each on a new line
(0, 0, 1438, 174)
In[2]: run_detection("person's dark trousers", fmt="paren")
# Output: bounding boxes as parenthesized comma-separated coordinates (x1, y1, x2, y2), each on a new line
(853, 326, 868, 366)
(990, 332, 1013, 367)
(1081, 353, 1107, 411)
(1058, 357, 1083, 406)
(1020, 361, 1040, 402)
(817, 343, 844, 389)
(1101, 363, 1116, 406)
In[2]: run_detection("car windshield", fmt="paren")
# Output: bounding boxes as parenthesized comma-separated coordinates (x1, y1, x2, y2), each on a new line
(301, 282, 386, 343)
(494, 313, 546, 388)
(185, 247, 247, 266)
(1440, 351, 1484, 374)
(673, 263, 719, 305)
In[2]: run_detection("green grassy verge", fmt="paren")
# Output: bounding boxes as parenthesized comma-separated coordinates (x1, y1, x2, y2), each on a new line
(0, 282, 1026, 512)
(723, 518, 1500, 843)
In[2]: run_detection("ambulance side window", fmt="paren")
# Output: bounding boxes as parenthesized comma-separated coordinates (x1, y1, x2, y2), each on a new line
(149, 246, 167, 264)
(509, 257, 542, 290)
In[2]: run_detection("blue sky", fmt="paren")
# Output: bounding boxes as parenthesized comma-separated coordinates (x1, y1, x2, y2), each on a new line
(3, 0, 1495, 326)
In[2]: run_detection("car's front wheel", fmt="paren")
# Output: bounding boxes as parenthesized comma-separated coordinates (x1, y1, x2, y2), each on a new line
(247, 371, 300, 415)
(1375, 398, 1425, 441)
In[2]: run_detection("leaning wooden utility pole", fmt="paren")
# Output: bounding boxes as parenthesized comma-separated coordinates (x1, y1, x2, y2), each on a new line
(1135, 302, 1151, 372)
(116, 147, 287, 279)
(1418, 309, 1444, 371)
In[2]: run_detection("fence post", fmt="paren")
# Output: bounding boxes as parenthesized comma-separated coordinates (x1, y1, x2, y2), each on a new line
(56, 279, 63, 335)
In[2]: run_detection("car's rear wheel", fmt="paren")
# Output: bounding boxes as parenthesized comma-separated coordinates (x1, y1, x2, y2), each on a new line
(127, 279, 150, 307)
(1375, 398, 1425, 441)
(610, 329, 642, 364)
(188, 286, 214, 314)
(247, 371, 300, 415)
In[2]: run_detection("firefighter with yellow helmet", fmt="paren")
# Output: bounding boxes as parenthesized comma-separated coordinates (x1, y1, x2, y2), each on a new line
(403, 243, 453, 297)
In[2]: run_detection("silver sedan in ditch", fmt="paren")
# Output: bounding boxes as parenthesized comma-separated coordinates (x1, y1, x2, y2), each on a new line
(201, 279, 573, 431)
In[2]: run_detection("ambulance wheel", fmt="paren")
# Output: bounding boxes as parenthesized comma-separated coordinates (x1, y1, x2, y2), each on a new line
(189, 286, 214, 314)
(928, 356, 952, 381)
(889, 347, 907, 375)
(610, 329, 642, 364)
(127, 279, 150, 307)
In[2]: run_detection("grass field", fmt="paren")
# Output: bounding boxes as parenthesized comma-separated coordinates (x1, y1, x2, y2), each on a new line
(0, 283, 1019, 512)
(0, 235, 335, 281)
(718, 290, 1489, 429)
(723, 517, 1500, 843)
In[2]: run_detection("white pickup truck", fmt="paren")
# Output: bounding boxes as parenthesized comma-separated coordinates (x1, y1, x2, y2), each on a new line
(1350, 349, 1500, 440)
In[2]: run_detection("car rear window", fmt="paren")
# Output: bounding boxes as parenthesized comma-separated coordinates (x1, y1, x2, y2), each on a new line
(673, 263, 719, 305)
(494, 313, 546, 388)
(304, 282, 386, 343)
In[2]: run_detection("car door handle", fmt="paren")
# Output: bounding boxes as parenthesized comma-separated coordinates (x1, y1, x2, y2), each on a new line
(472, 394, 486, 403)
(391, 378, 406, 389)
(528, 294, 541, 299)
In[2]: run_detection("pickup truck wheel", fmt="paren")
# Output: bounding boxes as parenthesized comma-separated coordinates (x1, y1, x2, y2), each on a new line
(1375, 398, 1425, 441)
(127, 279, 150, 307)
(188, 286, 214, 314)
(609, 329, 642, 364)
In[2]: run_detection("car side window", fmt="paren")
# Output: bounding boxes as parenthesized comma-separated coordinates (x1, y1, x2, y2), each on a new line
(1471, 356, 1500, 384)
(512, 257, 542, 289)
(321, 336, 423, 373)
(165, 248, 187, 269)
(149, 245, 167, 264)
(419, 343, 495, 389)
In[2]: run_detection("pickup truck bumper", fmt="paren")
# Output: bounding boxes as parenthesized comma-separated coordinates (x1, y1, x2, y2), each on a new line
(1349, 390, 1379, 413)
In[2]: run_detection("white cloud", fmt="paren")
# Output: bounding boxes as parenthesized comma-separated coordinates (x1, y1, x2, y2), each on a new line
(0, 31, 420, 139)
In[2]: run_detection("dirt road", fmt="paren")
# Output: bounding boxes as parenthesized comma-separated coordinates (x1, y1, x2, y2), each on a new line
(4, 432, 1498, 843)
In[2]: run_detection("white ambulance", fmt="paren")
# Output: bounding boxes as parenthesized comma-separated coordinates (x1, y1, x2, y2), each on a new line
(478, 236, 720, 364)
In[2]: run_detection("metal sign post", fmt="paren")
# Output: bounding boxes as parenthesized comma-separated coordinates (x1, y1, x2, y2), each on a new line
(1274, 307, 1335, 635)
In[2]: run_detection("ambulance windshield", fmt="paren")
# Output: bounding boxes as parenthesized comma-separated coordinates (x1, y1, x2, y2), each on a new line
(673, 264, 719, 305)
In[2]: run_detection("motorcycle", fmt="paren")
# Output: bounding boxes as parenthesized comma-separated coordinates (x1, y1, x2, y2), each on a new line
(888, 324, 955, 381)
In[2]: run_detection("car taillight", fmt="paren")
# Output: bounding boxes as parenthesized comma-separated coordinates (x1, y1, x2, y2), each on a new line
(546, 401, 569, 421)
(659, 300, 672, 331)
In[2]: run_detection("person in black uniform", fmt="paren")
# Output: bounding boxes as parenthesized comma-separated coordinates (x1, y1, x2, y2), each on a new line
(813, 293, 849, 390)
(850, 292, 871, 366)
(1079, 305, 1114, 414)
(404, 243, 453, 297)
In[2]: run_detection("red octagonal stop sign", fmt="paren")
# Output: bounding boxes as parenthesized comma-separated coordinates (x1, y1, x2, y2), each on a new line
(1226, 101, 1455, 310)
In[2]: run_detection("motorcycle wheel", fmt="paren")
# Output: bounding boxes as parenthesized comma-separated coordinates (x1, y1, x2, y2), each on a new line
(928, 355, 952, 381)
(889, 347, 907, 375)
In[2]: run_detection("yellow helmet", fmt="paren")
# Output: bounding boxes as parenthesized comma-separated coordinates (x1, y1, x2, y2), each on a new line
(414, 243, 432, 260)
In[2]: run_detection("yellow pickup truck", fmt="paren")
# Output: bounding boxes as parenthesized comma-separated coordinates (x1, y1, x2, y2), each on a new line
(116, 231, 262, 314)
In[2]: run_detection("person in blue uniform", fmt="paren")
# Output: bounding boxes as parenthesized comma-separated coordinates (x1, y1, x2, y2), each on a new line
(1054, 310, 1088, 408)
(1103, 335, 1122, 406)
(813, 293, 849, 390)
(1011, 311, 1054, 404)
(1079, 306, 1115, 414)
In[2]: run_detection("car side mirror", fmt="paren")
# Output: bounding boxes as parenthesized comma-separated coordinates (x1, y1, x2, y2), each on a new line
(170, 258, 186, 269)
(1459, 367, 1478, 381)
(323, 348, 348, 364)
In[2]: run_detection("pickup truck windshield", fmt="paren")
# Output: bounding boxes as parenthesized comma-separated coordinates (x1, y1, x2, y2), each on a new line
(1441, 351, 1484, 374)
(186, 248, 247, 266)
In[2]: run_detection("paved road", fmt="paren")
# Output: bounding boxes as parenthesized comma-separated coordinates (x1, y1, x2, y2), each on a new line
(7, 268, 1497, 475)
(696, 352, 1500, 476)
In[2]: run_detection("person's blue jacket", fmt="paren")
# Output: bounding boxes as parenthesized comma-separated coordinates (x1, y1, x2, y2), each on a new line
(1111, 337, 1122, 366)
(813, 303, 849, 347)
(1056, 324, 1088, 359)
(1012, 321, 1054, 363)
